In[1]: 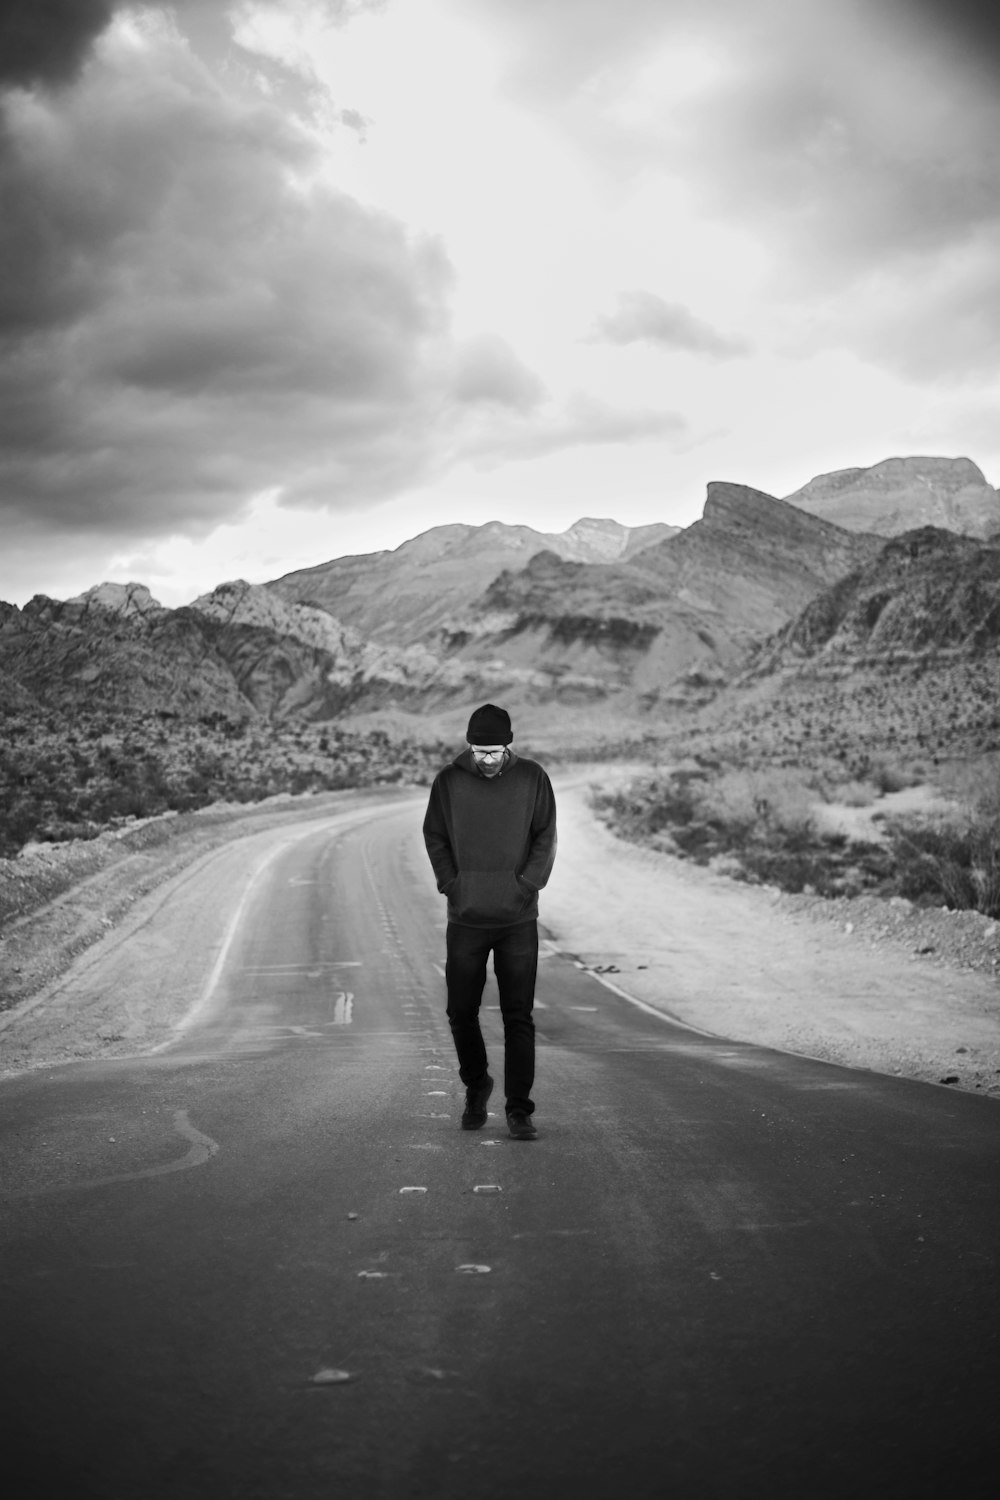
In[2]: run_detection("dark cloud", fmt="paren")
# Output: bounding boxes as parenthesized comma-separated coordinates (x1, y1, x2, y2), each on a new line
(0, 0, 116, 88)
(592, 291, 750, 358)
(0, 12, 458, 537)
(903, 0, 1000, 74)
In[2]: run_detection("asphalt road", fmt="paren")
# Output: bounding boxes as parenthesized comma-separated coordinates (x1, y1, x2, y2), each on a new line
(1, 797, 998, 1499)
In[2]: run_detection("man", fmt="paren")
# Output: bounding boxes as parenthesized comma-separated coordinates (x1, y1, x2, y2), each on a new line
(422, 704, 557, 1141)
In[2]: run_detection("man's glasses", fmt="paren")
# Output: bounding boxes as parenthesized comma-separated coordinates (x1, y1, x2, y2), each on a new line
(471, 747, 506, 760)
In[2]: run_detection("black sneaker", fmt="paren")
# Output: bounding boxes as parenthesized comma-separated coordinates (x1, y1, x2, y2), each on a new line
(461, 1075, 494, 1130)
(506, 1109, 537, 1140)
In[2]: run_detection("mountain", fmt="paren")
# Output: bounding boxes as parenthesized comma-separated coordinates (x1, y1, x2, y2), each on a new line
(5, 460, 995, 748)
(443, 483, 884, 712)
(66, 582, 165, 617)
(1, 490, 880, 731)
(683, 526, 1000, 769)
(0, 581, 452, 724)
(783, 456, 999, 539)
(746, 526, 1000, 671)
(267, 516, 679, 644)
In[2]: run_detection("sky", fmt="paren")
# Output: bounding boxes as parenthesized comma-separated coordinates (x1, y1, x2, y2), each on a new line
(1, 0, 998, 608)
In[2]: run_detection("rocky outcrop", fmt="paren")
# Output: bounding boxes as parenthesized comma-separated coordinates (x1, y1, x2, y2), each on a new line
(187, 579, 465, 711)
(783, 456, 999, 539)
(746, 527, 1000, 673)
(66, 582, 165, 617)
(0, 578, 468, 728)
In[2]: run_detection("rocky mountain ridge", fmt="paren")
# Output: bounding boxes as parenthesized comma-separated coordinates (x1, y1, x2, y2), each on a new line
(0, 586, 431, 723)
(782, 456, 999, 539)
(3, 457, 996, 738)
(744, 527, 1000, 676)
(454, 483, 884, 712)
(674, 525, 1000, 772)
(267, 515, 679, 644)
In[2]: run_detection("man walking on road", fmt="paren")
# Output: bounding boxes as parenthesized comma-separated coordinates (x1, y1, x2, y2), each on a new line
(422, 704, 557, 1140)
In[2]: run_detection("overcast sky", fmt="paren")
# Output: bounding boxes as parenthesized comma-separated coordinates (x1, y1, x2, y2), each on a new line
(1, 0, 998, 607)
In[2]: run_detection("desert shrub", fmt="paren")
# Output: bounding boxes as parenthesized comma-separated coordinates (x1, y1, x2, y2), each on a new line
(868, 759, 917, 795)
(695, 767, 818, 842)
(887, 818, 1000, 918)
(938, 752, 1000, 822)
(824, 778, 879, 808)
(592, 772, 703, 842)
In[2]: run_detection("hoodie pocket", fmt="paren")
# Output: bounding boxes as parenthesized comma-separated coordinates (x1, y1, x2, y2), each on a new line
(450, 870, 532, 925)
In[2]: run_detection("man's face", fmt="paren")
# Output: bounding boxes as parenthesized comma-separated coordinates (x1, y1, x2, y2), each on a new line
(470, 744, 507, 779)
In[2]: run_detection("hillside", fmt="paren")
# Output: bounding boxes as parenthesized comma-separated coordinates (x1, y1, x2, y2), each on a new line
(783, 456, 999, 539)
(0, 585, 451, 855)
(452, 483, 883, 714)
(673, 527, 1000, 771)
(266, 516, 678, 644)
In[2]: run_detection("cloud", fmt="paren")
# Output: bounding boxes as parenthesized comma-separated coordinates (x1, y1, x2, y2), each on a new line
(462, 0, 1000, 377)
(0, 0, 117, 88)
(464, 391, 687, 469)
(0, 9, 459, 541)
(451, 335, 547, 412)
(592, 290, 750, 358)
(817, 227, 1000, 384)
(904, 0, 1000, 76)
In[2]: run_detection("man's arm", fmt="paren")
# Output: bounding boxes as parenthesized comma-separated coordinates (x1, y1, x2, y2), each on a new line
(519, 771, 557, 891)
(422, 778, 458, 891)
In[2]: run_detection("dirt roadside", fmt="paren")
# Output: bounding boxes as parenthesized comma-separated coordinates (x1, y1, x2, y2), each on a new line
(542, 780, 1000, 1098)
(1, 775, 998, 1097)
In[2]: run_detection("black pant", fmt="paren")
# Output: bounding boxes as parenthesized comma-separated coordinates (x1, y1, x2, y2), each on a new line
(445, 919, 537, 1116)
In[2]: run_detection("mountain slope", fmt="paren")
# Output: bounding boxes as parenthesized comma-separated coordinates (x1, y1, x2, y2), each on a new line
(0, 582, 453, 724)
(680, 527, 1000, 769)
(445, 483, 884, 711)
(747, 527, 1000, 671)
(783, 456, 999, 539)
(266, 516, 679, 644)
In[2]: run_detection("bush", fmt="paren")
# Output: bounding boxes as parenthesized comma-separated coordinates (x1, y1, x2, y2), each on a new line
(696, 767, 818, 842)
(888, 818, 1000, 917)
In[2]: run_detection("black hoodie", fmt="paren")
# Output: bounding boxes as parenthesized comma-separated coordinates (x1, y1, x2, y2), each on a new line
(422, 749, 557, 927)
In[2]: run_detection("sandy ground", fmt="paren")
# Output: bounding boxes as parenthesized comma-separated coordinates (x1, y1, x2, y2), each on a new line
(1, 775, 998, 1097)
(542, 778, 1000, 1098)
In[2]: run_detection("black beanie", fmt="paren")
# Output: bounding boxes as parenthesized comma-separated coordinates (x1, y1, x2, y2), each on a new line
(466, 703, 513, 745)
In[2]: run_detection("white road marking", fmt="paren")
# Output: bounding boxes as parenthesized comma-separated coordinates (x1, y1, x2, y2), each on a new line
(241, 962, 362, 972)
(539, 938, 719, 1038)
(6, 1109, 220, 1199)
(311, 1368, 353, 1385)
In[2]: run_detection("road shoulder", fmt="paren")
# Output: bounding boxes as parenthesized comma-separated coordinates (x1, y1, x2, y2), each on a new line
(544, 779, 1000, 1098)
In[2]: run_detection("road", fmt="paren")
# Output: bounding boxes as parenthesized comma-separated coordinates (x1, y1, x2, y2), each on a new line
(1, 796, 997, 1499)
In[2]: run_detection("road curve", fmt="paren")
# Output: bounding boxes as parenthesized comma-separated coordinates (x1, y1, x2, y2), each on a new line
(1, 798, 997, 1499)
